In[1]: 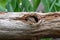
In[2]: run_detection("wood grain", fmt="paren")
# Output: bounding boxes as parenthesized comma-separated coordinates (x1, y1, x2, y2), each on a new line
(0, 12, 60, 40)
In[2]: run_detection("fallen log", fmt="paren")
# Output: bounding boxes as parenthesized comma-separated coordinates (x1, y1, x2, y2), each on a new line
(0, 12, 60, 40)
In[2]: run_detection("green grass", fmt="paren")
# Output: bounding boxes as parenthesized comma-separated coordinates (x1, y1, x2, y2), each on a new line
(0, 0, 60, 12)
(0, 0, 40, 12)
(40, 38, 53, 40)
(42, 0, 60, 12)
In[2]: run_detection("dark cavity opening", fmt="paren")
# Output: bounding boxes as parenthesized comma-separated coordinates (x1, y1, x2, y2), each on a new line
(54, 15, 58, 17)
(25, 16, 38, 23)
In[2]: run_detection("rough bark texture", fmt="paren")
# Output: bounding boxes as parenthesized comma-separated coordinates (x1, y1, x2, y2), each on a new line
(0, 12, 60, 40)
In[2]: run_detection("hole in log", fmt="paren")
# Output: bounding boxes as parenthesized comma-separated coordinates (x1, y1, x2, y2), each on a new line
(55, 15, 58, 17)
(25, 16, 38, 23)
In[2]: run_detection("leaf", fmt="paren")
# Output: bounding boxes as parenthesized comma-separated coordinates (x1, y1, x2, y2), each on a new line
(32, 0, 41, 11)
(42, 0, 58, 12)
(40, 38, 53, 40)
(0, 6, 6, 12)
(49, 0, 56, 12)
(11, 0, 17, 10)
(6, 3, 13, 12)
(0, 0, 7, 9)
(41, 0, 51, 12)
(22, 0, 34, 12)
(55, 0, 60, 7)
(14, 0, 21, 12)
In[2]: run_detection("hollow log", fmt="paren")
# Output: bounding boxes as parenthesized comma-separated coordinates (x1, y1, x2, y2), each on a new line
(0, 12, 60, 40)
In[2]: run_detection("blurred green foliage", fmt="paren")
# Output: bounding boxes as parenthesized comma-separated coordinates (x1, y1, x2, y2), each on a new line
(42, 0, 60, 12)
(40, 38, 53, 40)
(0, 0, 60, 12)
(0, 0, 40, 12)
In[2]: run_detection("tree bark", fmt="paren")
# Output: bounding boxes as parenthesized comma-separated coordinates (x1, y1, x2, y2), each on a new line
(0, 12, 60, 40)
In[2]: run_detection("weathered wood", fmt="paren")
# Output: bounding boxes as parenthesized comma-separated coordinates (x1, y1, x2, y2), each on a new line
(0, 12, 60, 40)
